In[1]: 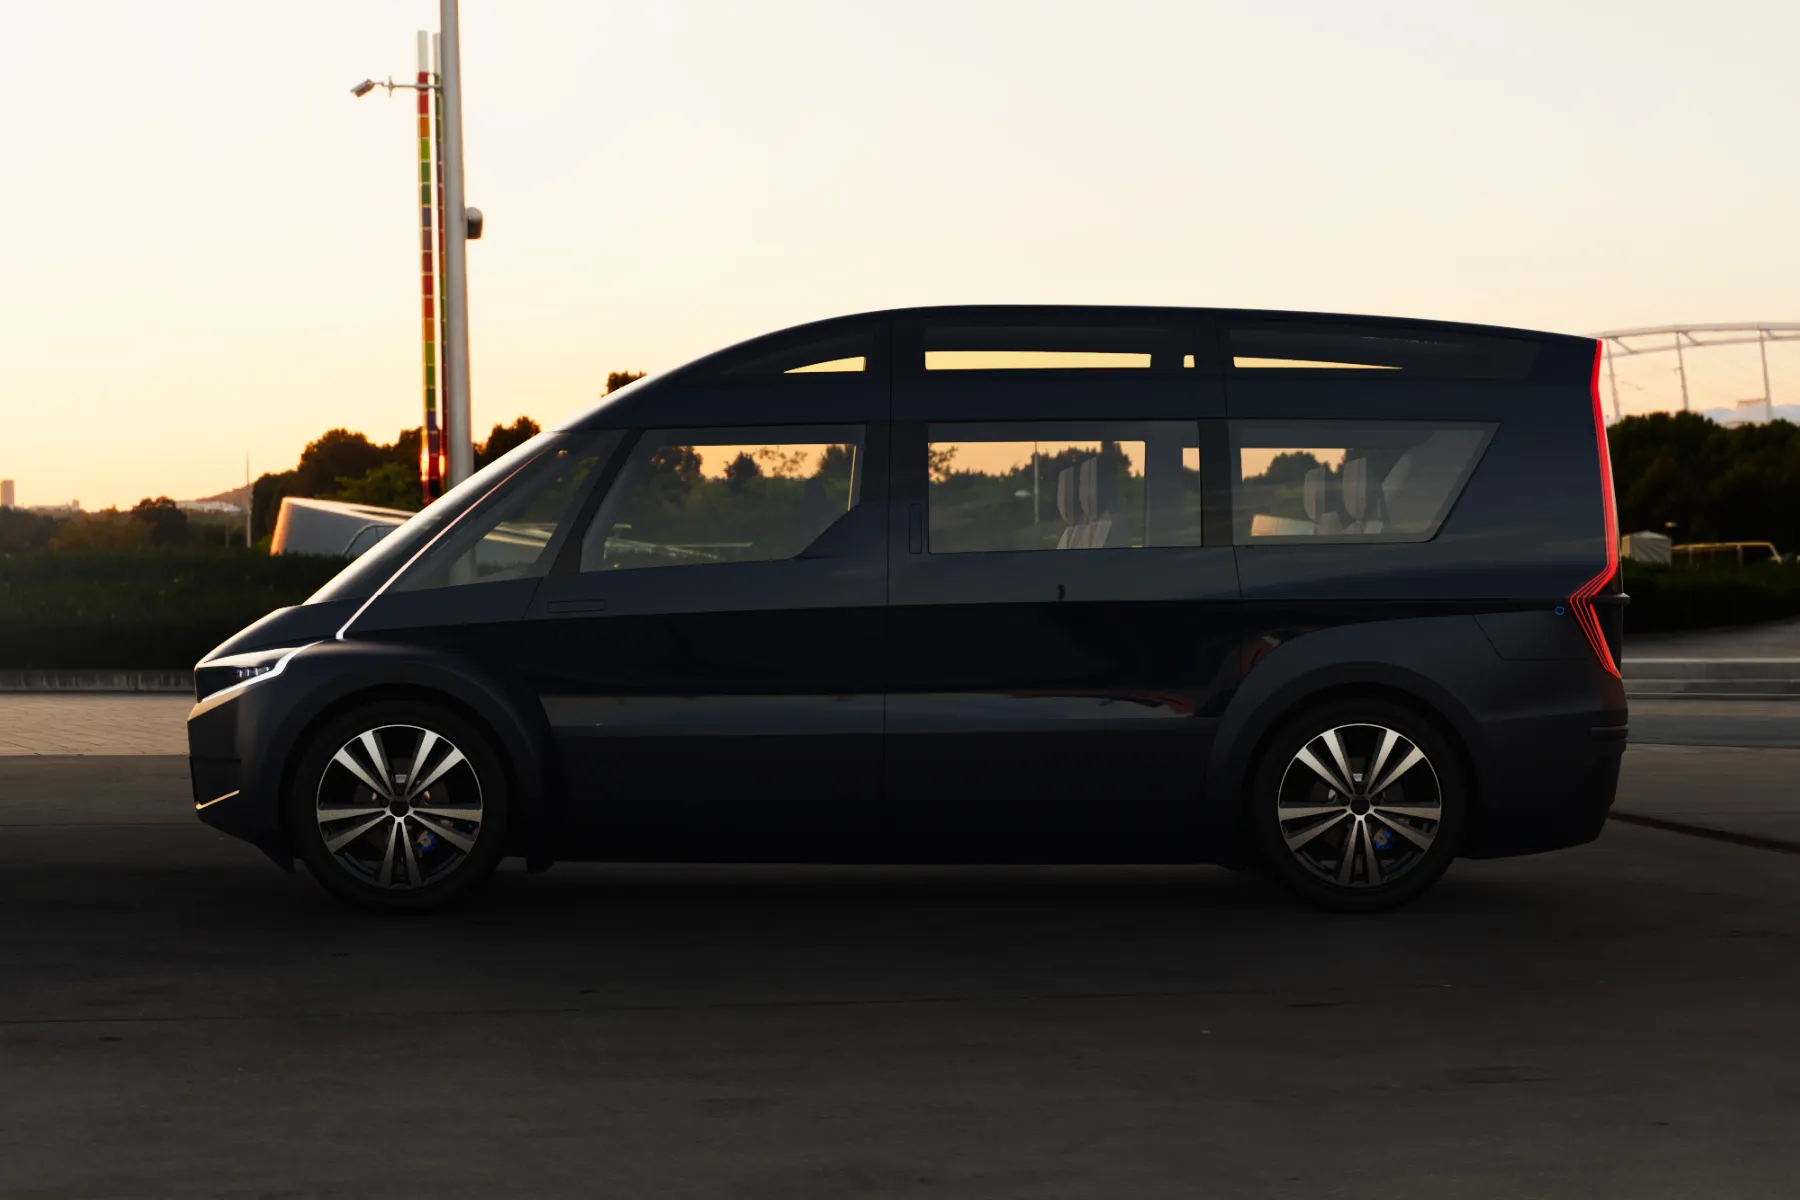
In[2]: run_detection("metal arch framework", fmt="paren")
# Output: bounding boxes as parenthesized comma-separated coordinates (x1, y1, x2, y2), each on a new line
(1592, 323, 1800, 422)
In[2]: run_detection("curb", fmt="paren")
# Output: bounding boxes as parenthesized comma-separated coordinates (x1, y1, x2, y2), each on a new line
(0, 670, 192, 694)
(1622, 658, 1800, 698)
(1622, 658, 1800, 678)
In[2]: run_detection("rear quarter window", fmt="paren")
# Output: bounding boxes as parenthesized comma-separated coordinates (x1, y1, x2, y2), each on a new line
(1231, 420, 1495, 544)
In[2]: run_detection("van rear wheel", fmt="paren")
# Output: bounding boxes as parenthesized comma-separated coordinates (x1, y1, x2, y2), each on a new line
(1249, 699, 1466, 912)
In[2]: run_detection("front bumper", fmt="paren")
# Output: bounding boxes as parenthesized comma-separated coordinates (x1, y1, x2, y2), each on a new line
(187, 683, 293, 871)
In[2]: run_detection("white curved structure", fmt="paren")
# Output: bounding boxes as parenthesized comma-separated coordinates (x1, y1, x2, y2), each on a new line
(1594, 323, 1800, 422)
(270, 496, 411, 559)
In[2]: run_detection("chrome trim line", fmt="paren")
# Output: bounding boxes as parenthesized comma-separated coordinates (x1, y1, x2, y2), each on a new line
(195, 789, 240, 811)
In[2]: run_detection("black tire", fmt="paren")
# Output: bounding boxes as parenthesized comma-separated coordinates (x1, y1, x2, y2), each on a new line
(1248, 698, 1467, 913)
(287, 700, 509, 914)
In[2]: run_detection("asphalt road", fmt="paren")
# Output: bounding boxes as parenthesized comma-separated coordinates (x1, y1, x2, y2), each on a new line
(2, 751, 1798, 1199)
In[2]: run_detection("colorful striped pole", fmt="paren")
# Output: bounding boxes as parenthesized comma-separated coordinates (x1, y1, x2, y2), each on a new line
(415, 31, 442, 503)
(432, 33, 450, 484)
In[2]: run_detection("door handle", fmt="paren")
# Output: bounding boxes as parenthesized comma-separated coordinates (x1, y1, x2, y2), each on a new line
(907, 503, 923, 555)
(546, 598, 607, 614)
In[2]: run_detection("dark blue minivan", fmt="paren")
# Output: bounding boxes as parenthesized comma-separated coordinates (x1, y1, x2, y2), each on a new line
(188, 307, 1627, 912)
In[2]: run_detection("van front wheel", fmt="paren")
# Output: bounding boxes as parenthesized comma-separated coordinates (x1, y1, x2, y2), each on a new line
(288, 701, 509, 914)
(1249, 700, 1466, 912)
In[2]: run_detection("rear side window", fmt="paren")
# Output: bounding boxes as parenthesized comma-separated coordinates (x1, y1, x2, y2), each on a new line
(1231, 420, 1493, 544)
(580, 425, 864, 571)
(927, 421, 1202, 552)
(1229, 323, 1538, 379)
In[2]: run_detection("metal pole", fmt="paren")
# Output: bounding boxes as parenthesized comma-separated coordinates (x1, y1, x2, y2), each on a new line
(439, 0, 474, 487)
(1670, 332, 1684, 413)
(1604, 340, 1621, 422)
(415, 31, 441, 504)
(1758, 328, 1773, 422)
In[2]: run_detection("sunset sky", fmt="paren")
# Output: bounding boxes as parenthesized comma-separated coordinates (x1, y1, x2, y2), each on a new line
(3, 0, 1799, 510)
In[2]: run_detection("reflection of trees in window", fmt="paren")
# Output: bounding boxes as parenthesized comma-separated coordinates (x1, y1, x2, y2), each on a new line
(723, 452, 762, 492)
(754, 445, 812, 479)
(930, 441, 1144, 552)
(927, 444, 958, 483)
(817, 444, 855, 484)
(598, 441, 860, 570)
(1246, 451, 1330, 522)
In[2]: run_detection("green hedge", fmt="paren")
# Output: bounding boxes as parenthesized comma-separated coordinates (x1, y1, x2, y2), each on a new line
(1624, 562, 1800, 634)
(0, 550, 347, 669)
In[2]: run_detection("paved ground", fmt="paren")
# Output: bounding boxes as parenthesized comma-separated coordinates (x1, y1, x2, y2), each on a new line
(2, 747, 1798, 1198)
(0, 695, 192, 755)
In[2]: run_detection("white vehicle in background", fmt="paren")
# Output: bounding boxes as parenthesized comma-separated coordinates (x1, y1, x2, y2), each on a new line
(269, 496, 409, 559)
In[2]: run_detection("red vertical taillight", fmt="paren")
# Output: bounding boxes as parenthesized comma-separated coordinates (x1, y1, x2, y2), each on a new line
(1570, 340, 1621, 677)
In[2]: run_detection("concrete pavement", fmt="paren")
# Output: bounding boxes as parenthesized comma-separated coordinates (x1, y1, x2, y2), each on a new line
(0, 695, 191, 755)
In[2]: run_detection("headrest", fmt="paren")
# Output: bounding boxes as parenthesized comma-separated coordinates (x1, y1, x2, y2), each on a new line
(1342, 457, 1371, 522)
(1303, 467, 1327, 522)
(1079, 457, 1099, 521)
(1382, 452, 1413, 500)
(1057, 466, 1077, 525)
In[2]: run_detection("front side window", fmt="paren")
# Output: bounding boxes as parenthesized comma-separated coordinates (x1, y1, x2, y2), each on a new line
(1232, 420, 1494, 543)
(306, 430, 573, 603)
(927, 421, 1202, 553)
(580, 426, 864, 571)
(392, 434, 618, 591)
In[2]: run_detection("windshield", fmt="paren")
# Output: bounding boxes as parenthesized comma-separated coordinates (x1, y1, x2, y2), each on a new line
(304, 431, 570, 604)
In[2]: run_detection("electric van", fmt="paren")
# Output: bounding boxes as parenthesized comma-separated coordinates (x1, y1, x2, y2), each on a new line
(188, 306, 1628, 913)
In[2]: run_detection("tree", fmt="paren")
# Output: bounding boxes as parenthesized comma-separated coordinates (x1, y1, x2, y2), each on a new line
(130, 496, 189, 547)
(1608, 412, 1800, 550)
(927, 444, 958, 482)
(49, 510, 152, 550)
(0, 507, 57, 553)
(294, 429, 391, 498)
(1257, 451, 1327, 488)
(647, 443, 702, 486)
(816, 444, 856, 484)
(723, 451, 762, 493)
(476, 417, 541, 469)
(335, 463, 424, 511)
(606, 370, 646, 395)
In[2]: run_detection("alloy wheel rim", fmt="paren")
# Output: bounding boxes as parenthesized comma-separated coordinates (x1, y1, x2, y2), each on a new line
(1276, 723, 1442, 889)
(314, 724, 484, 890)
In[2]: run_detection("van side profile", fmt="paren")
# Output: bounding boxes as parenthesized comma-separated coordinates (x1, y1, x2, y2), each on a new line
(187, 306, 1626, 912)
